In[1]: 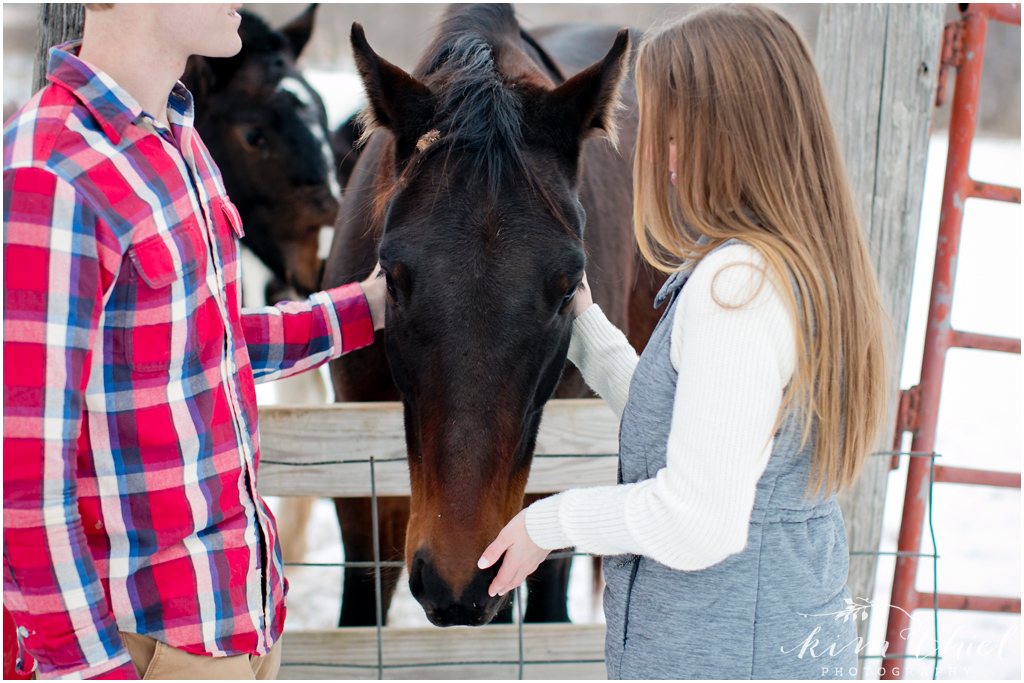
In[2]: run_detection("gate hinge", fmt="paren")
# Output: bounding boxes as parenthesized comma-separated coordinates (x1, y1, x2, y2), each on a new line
(896, 384, 922, 435)
(891, 384, 923, 470)
(935, 19, 966, 107)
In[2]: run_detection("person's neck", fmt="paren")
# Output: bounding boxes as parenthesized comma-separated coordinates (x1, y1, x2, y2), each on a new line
(78, 18, 187, 128)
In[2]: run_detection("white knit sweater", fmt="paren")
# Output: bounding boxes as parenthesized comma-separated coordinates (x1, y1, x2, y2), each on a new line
(524, 244, 797, 571)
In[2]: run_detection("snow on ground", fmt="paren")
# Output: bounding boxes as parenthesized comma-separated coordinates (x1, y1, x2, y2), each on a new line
(264, 61, 1021, 679)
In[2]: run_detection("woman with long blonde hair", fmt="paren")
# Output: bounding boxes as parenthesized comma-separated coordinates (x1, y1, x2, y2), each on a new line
(480, 4, 891, 679)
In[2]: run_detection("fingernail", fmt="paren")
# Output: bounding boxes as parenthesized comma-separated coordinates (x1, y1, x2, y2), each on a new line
(488, 589, 496, 597)
(477, 556, 487, 569)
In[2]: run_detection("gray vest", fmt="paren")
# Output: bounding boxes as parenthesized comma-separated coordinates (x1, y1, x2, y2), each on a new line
(602, 242, 859, 679)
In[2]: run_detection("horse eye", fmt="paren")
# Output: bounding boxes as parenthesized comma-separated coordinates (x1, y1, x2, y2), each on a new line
(385, 273, 398, 302)
(561, 288, 577, 310)
(244, 129, 265, 148)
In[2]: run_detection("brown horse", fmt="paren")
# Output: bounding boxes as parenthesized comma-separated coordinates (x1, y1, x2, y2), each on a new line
(183, 4, 340, 301)
(322, 4, 665, 627)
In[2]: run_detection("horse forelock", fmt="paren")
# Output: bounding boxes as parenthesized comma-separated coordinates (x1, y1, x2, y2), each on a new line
(406, 4, 559, 191)
(363, 31, 528, 226)
(424, 35, 527, 194)
(277, 76, 315, 107)
(367, 4, 577, 234)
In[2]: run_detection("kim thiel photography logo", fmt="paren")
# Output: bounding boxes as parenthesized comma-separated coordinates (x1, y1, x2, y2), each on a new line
(778, 597, 1018, 679)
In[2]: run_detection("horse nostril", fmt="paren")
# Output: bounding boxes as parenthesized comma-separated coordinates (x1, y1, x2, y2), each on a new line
(409, 549, 428, 600)
(407, 547, 510, 626)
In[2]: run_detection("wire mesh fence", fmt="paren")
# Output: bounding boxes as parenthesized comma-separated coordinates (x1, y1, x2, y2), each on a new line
(258, 401, 943, 680)
(259, 400, 617, 679)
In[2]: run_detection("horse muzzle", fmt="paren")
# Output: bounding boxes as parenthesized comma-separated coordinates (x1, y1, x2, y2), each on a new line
(408, 547, 511, 626)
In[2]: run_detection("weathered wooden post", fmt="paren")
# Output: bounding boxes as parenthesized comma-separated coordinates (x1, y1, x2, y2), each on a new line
(32, 3, 85, 93)
(814, 3, 945, 651)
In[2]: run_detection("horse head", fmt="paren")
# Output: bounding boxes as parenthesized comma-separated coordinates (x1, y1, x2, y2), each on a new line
(183, 4, 339, 297)
(350, 4, 630, 627)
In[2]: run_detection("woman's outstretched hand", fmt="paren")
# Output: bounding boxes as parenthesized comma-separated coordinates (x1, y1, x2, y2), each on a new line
(574, 271, 594, 318)
(477, 510, 551, 597)
(359, 263, 387, 331)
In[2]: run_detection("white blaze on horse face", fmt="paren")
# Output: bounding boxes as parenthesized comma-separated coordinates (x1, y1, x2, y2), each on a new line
(278, 76, 343, 203)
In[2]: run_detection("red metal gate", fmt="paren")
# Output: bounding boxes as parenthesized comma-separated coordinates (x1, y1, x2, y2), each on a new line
(882, 3, 1022, 679)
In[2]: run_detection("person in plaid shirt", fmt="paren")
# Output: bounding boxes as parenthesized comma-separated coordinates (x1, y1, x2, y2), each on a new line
(3, 4, 386, 679)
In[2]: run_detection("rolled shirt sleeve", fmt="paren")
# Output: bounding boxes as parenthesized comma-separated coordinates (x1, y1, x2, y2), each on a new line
(241, 282, 375, 384)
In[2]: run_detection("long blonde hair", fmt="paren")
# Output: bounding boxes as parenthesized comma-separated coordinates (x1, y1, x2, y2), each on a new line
(633, 4, 891, 496)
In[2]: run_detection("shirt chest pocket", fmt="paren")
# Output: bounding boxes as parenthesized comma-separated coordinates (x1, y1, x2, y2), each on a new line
(113, 217, 213, 375)
(210, 197, 244, 300)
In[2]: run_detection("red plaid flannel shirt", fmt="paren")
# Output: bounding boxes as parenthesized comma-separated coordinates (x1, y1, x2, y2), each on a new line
(3, 43, 374, 679)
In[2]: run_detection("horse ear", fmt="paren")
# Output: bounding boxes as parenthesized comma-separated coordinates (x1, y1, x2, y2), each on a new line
(281, 3, 318, 58)
(545, 28, 631, 151)
(350, 22, 435, 164)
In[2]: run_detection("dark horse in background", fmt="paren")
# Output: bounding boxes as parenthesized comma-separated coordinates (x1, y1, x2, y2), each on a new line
(182, 4, 340, 301)
(180, 4, 350, 565)
(323, 4, 666, 627)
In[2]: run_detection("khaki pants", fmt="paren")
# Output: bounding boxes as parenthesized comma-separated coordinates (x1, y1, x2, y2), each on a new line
(119, 632, 282, 680)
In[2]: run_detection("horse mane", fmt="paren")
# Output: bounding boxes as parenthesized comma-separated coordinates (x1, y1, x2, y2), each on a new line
(417, 4, 536, 190)
(417, 3, 520, 77)
(370, 4, 566, 224)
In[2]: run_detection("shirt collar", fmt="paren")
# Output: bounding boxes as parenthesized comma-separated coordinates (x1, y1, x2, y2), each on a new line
(654, 233, 713, 308)
(654, 269, 690, 309)
(46, 41, 196, 147)
(167, 81, 196, 155)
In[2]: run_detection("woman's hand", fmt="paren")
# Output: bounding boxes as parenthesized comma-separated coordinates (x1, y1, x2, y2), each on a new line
(477, 510, 551, 597)
(573, 271, 594, 318)
(359, 263, 387, 331)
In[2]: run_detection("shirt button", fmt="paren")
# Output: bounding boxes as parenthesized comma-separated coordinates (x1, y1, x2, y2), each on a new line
(17, 626, 29, 638)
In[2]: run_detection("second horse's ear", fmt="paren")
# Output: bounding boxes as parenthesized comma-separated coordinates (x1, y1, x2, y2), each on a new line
(541, 28, 631, 158)
(351, 22, 436, 167)
(281, 3, 318, 58)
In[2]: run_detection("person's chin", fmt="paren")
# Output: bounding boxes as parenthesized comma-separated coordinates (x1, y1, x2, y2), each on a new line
(204, 36, 242, 59)
(224, 37, 243, 57)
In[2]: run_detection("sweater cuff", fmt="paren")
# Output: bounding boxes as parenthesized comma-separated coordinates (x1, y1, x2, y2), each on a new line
(526, 485, 641, 557)
(567, 304, 637, 418)
(524, 494, 573, 550)
(557, 485, 637, 556)
(567, 304, 609, 366)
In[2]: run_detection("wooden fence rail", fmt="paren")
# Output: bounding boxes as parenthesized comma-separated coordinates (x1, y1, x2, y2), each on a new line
(278, 624, 607, 680)
(257, 399, 620, 498)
